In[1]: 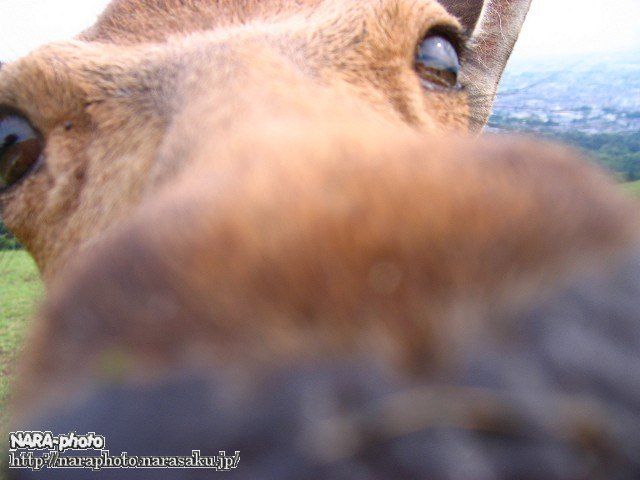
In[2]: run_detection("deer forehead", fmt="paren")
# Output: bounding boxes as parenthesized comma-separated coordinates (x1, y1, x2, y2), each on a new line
(82, 0, 454, 44)
(1, 0, 461, 115)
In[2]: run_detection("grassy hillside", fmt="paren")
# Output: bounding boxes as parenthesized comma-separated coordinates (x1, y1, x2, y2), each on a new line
(0, 251, 42, 433)
(625, 180, 640, 196)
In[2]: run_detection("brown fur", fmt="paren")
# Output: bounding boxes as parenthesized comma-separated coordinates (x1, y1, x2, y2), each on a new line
(0, 0, 638, 422)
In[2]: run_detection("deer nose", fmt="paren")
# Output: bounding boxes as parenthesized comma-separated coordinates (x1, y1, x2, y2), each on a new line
(9, 249, 640, 480)
(7, 127, 640, 478)
(7, 361, 419, 480)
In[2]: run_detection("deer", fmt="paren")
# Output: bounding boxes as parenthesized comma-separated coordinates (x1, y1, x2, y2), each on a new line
(2, 0, 640, 478)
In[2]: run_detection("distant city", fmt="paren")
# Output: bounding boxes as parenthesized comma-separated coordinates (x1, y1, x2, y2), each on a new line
(490, 51, 640, 134)
(489, 51, 640, 183)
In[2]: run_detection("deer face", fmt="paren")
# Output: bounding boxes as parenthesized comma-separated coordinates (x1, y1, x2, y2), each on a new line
(0, 0, 527, 274)
(4, 1, 640, 478)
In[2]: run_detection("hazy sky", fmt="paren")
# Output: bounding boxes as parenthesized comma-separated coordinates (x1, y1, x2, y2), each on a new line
(514, 0, 640, 59)
(0, 0, 638, 61)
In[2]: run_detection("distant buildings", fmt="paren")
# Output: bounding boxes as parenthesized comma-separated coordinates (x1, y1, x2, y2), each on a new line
(489, 52, 640, 135)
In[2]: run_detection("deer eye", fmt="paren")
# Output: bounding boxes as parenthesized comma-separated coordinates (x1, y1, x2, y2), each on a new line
(415, 35, 460, 89)
(0, 111, 43, 192)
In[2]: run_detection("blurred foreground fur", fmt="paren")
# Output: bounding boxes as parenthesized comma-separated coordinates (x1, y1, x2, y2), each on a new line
(1, 0, 639, 478)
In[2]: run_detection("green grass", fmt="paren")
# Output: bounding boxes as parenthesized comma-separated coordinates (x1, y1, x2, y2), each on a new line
(624, 180, 640, 196)
(0, 251, 42, 433)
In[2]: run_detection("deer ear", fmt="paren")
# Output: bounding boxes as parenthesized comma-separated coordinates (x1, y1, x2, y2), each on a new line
(440, 0, 533, 131)
(438, 0, 485, 32)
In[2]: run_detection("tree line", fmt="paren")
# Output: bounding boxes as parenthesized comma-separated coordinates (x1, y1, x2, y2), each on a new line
(545, 131, 640, 182)
(491, 118, 640, 182)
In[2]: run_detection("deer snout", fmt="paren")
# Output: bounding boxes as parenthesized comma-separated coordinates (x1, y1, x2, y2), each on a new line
(8, 129, 640, 478)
